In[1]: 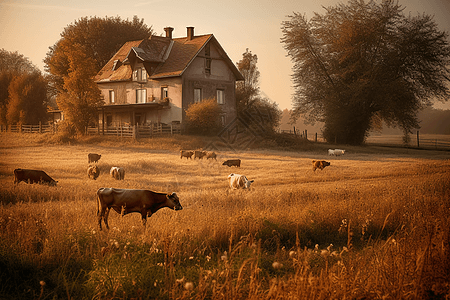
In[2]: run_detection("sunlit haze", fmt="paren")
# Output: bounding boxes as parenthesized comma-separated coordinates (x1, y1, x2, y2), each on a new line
(1, 0, 449, 110)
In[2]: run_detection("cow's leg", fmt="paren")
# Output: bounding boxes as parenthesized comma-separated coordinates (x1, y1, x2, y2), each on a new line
(104, 208, 111, 230)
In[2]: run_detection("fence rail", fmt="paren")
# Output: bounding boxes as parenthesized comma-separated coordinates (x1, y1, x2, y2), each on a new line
(86, 123, 181, 138)
(0, 123, 56, 134)
(366, 134, 450, 150)
(0, 122, 181, 138)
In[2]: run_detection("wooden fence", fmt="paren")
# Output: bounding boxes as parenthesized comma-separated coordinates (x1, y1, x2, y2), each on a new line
(86, 123, 181, 138)
(0, 122, 181, 138)
(366, 133, 450, 150)
(0, 123, 57, 134)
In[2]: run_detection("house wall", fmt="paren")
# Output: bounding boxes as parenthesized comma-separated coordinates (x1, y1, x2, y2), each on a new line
(181, 42, 237, 125)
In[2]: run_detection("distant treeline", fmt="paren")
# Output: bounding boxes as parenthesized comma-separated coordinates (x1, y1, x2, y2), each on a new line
(279, 106, 450, 135)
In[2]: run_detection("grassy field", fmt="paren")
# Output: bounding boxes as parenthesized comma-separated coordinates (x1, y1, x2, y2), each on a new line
(0, 133, 449, 299)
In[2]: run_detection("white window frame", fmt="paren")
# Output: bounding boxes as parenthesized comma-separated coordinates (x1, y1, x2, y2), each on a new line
(136, 89, 147, 103)
(194, 88, 202, 103)
(133, 67, 147, 82)
(109, 90, 115, 104)
(161, 87, 168, 100)
(217, 89, 224, 104)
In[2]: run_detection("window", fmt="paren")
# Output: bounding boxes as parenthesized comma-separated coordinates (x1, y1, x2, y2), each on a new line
(205, 58, 211, 74)
(109, 90, 115, 104)
(217, 89, 224, 104)
(132, 67, 147, 82)
(161, 87, 168, 99)
(194, 88, 202, 103)
(136, 89, 147, 103)
(205, 43, 210, 57)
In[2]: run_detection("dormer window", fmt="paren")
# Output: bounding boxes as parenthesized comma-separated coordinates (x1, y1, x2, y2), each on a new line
(132, 67, 147, 82)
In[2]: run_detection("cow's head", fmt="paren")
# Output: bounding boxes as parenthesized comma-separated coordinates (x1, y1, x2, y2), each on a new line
(167, 192, 183, 210)
(244, 180, 254, 189)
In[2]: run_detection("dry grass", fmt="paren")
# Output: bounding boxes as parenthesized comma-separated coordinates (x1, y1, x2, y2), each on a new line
(0, 133, 449, 299)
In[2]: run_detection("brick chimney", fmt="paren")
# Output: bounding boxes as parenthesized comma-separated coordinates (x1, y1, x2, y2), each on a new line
(164, 27, 174, 39)
(187, 27, 194, 40)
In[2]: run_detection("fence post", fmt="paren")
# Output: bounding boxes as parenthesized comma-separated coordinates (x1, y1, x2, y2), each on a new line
(417, 131, 420, 148)
(315, 132, 318, 142)
(305, 129, 308, 140)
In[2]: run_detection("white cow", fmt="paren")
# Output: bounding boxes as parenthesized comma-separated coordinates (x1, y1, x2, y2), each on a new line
(110, 167, 125, 180)
(328, 149, 345, 156)
(228, 173, 254, 189)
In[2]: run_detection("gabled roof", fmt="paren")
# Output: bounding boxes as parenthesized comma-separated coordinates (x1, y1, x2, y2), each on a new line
(95, 33, 243, 82)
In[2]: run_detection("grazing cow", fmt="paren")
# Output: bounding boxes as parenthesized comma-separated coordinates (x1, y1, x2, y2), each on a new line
(194, 150, 206, 159)
(180, 150, 194, 159)
(88, 153, 102, 163)
(96, 188, 183, 230)
(88, 165, 100, 180)
(228, 173, 254, 189)
(222, 159, 241, 167)
(13, 169, 57, 186)
(110, 167, 125, 180)
(328, 149, 345, 156)
(312, 160, 331, 172)
(205, 151, 217, 160)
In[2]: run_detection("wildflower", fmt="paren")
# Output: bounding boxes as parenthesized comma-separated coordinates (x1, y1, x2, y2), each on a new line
(39, 281, 46, 287)
(289, 251, 296, 258)
(221, 251, 227, 261)
(189, 256, 194, 260)
(176, 277, 185, 284)
(272, 261, 283, 269)
(206, 255, 211, 262)
(185, 282, 194, 291)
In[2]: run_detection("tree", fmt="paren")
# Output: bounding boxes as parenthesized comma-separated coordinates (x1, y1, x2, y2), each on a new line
(235, 49, 281, 134)
(185, 99, 223, 135)
(281, 0, 450, 145)
(44, 16, 153, 134)
(6, 72, 48, 125)
(236, 49, 260, 112)
(0, 49, 48, 125)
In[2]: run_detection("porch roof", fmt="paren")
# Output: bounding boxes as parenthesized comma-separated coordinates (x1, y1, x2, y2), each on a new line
(99, 103, 166, 111)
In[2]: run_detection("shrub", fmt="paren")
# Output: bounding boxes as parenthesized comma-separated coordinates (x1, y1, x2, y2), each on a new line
(185, 98, 223, 136)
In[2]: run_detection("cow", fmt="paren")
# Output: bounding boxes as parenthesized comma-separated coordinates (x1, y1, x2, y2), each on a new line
(88, 153, 102, 163)
(110, 167, 125, 180)
(88, 165, 100, 180)
(222, 159, 241, 167)
(96, 188, 183, 230)
(328, 149, 345, 156)
(13, 169, 57, 186)
(194, 150, 207, 159)
(312, 160, 331, 172)
(180, 150, 194, 159)
(205, 151, 217, 160)
(228, 173, 254, 189)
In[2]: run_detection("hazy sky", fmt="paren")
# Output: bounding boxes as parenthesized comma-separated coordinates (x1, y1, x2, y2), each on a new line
(1, 0, 449, 110)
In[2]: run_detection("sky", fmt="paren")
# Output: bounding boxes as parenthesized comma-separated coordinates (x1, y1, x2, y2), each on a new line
(1, 0, 449, 111)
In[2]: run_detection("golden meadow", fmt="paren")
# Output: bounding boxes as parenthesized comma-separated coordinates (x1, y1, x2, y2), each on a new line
(0, 133, 449, 299)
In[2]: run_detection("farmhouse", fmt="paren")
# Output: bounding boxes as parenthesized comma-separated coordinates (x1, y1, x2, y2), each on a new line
(94, 26, 244, 132)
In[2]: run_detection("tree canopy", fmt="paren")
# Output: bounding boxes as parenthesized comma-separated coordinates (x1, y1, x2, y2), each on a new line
(235, 49, 281, 134)
(0, 49, 48, 125)
(281, 0, 450, 145)
(44, 16, 153, 134)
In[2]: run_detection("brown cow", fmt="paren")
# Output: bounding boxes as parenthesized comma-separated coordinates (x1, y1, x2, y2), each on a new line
(180, 150, 194, 159)
(205, 151, 217, 160)
(110, 167, 125, 180)
(312, 160, 330, 172)
(194, 150, 207, 159)
(13, 169, 57, 186)
(88, 165, 100, 180)
(222, 159, 241, 167)
(88, 153, 101, 163)
(96, 188, 183, 230)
